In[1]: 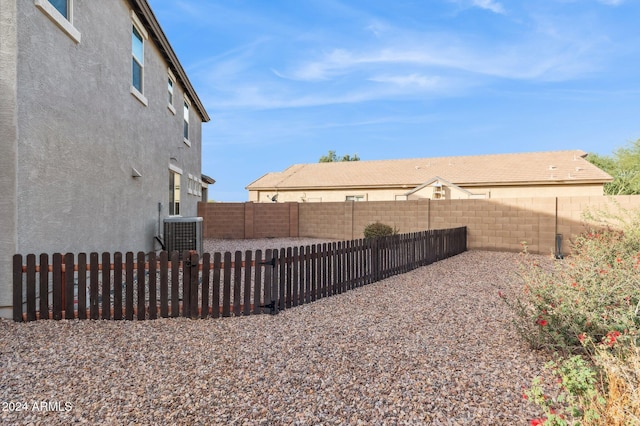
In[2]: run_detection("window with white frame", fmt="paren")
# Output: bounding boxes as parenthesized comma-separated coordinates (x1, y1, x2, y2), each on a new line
(35, 0, 81, 43)
(48, 0, 68, 18)
(346, 195, 365, 201)
(169, 169, 181, 216)
(130, 12, 148, 105)
(183, 99, 190, 144)
(132, 26, 144, 92)
(167, 70, 176, 114)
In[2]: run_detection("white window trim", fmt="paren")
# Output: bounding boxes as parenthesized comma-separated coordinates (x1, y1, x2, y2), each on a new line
(130, 11, 148, 106)
(168, 163, 183, 174)
(35, 0, 81, 43)
(168, 69, 177, 115)
(130, 86, 148, 106)
(169, 168, 182, 217)
(168, 165, 183, 217)
(187, 174, 194, 195)
(130, 10, 148, 39)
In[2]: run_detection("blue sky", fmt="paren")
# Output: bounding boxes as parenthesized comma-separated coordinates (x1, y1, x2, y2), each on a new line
(148, 0, 640, 202)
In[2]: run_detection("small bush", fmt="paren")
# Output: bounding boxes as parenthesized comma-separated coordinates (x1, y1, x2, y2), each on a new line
(363, 221, 397, 238)
(502, 206, 640, 425)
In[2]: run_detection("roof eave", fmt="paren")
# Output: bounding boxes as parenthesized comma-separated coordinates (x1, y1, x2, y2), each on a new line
(458, 178, 614, 187)
(248, 178, 614, 191)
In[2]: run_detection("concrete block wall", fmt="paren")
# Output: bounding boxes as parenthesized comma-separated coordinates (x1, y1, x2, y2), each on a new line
(352, 200, 430, 240)
(198, 202, 246, 239)
(253, 203, 298, 238)
(199, 202, 299, 239)
(298, 202, 350, 240)
(557, 196, 640, 246)
(198, 196, 640, 254)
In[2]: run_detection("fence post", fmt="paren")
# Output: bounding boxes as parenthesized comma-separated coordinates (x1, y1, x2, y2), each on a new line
(137, 251, 146, 320)
(149, 252, 157, 320)
(125, 252, 134, 320)
(13, 255, 23, 322)
(77, 253, 87, 320)
(52, 253, 62, 320)
(113, 252, 122, 320)
(26, 254, 36, 322)
(64, 253, 74, 319)
(190, 251, 200, 319)
(243, 250, 252, 315)
(222, 251, 231, 317)
(252, 250, 262, 315)
(212, 252, 222, 318)
(233, 251, 242, 316)
(270, 249, 279, 314)
(201, 252, 211, 319)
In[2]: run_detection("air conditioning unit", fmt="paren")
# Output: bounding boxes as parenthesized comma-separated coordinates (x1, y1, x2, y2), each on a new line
(164, 217, 203, 256)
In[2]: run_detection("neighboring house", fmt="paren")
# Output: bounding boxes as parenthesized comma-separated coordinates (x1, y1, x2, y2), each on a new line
(201, 174, 216, 203)
(0, 0, 210, 317)
(247, 150, 613, 203)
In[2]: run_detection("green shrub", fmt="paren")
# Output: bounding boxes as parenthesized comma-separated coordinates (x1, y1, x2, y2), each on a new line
(363, 221, 397, 238)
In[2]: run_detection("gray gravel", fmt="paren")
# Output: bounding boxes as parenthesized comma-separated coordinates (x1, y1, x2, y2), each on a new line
(1, 247, 547, 425)
(204, 238, 339, 256)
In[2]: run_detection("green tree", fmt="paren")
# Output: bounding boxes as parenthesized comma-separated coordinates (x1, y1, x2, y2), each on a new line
(319, 150, 360, 162)
(588, 139, 640, 195)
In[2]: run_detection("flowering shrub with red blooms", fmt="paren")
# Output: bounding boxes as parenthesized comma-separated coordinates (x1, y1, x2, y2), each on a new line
(507, 210, 640, 355)
(605, 331, 621, 348)
(503, 207, 640, 425)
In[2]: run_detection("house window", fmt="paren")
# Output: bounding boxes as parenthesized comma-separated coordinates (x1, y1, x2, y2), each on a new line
(167, 71, 176, 114)
(346, 195, 365, 201)
(132, 26, 144, 92)
(183, 99, 190, 145)
(130, 12, 148, 105)
(35, 0, 81, 43)
(48, 0, 68, 18)
(169, 171, 181, 216)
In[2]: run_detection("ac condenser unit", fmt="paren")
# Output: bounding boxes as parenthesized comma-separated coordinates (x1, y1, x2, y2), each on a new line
(164, 217, 203, 255)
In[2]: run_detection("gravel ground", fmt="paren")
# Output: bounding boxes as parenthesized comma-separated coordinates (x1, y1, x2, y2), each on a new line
(204, 238, 339, 256)
(1, 244, 549, 425)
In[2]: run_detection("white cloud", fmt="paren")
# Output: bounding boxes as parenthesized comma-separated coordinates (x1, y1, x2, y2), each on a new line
(369, 73, 440, 89)
(471, 0, 506, 14)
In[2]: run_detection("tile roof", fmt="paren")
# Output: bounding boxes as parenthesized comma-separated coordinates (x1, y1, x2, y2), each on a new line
(246, 150, 613, 190)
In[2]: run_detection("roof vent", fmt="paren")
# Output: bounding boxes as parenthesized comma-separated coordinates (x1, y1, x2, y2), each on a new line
(548, 165, 557, 170)
(575, 167, 583, 172)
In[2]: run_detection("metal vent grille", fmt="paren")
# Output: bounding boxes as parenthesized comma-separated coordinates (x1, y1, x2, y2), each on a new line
(164, 217, 203, 256)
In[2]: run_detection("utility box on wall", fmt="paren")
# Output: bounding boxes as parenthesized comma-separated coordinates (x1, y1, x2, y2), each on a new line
(164, 217, 203, 255)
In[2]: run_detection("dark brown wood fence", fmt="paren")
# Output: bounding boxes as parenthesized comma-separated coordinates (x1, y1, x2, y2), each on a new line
(13, 227, 466, 322)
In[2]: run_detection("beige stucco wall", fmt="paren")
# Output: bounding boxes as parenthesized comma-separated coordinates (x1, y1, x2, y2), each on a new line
(248, 183, 605, 203)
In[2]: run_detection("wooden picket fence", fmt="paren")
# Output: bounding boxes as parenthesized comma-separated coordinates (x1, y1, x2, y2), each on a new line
(13, 227, 466, 322)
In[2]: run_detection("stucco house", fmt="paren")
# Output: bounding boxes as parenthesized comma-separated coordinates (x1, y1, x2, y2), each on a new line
(247, 150, 613, 203)
(0, 0, 210, 317)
